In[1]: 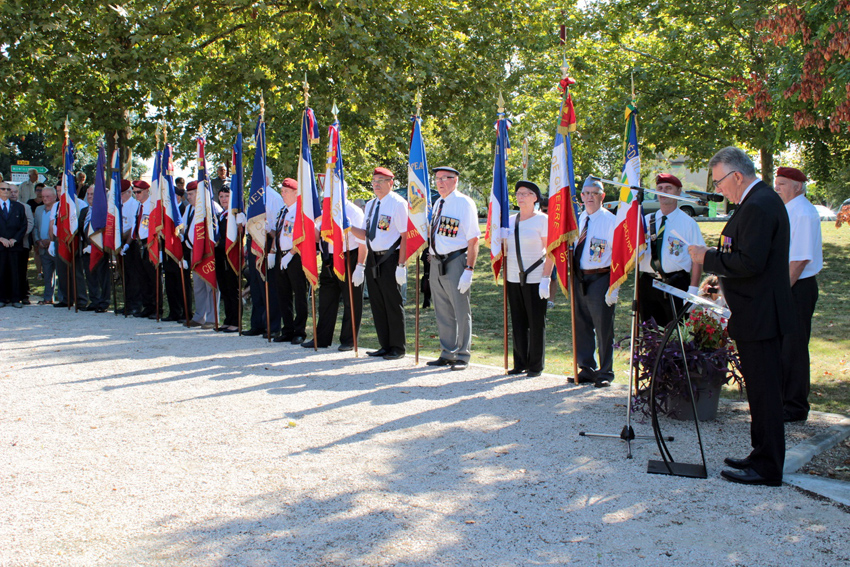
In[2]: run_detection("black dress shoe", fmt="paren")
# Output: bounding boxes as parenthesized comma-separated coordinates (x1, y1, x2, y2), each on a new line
(53, 302, 69, 308)
(594, 379, 611, 388)
(290, 335, 305, 345)
(568, 374, 594, 385)
(135, 310, 152, 318)
(338, 344, 354, 352)
(383, 349, 405, 360)
(161, 315, 180, 322)
(783, 412, 808, 423)
(242, 328, 266, 336)
(95, 307, 108, 313)
(83, 304, 97, 312)
(451, 360, 469, 371)
(723, 457, 751, 470)
(426, 357, 453, 367)
(527, 370, 542, 377)
(507, 368, 525, 375)
(367, 348, 388, 357)
(272, 334, 290, 343)
(720, 467, 782, 487)
(223, 327, 239, 333)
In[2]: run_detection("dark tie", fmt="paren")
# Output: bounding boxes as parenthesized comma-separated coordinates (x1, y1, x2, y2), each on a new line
(430, 198, 444, 244)
(276, 206, 288, 236)
(367, 200, 380, 241)
(652, 215, 667, 274)
(574, 215, 589, 265)
(133, 205, 142, 239)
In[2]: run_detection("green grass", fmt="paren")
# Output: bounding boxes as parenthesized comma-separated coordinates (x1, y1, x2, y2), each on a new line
(23, 222, 850, 416)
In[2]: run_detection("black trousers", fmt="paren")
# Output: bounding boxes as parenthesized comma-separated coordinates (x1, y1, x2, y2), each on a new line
(138, 241, 158, 314)
(163, 253, 192, 320)
(247, 241, 280, 334)
(0, 247, 21, 303)
(215, 245, 240, 327)
(84, 254, 111, 309)
(737, 336, 785, 480)
(781, 276, 818, 419)
(638, 270, 689, 328)
(56, 253, 88, 307)
(365, 249, 405, 352)
(507, 281, 547, 373)
(18, 246, 30, 300)
(124, 241, 144, 313)
(316, 251, 363, 347)
(276, 253, 308, 337)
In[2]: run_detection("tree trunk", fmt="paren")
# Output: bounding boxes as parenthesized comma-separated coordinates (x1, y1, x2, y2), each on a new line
(760, 148, 774, 187)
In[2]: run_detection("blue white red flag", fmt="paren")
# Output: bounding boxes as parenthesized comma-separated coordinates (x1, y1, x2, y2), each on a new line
(484, 113, 511, 280)
(192, 136, 217, 287)
(161, 144, 183, 263)
(104, 145, 122, 253)
(404, 115, 431, 263)
(294, 107, 321, 287)
(319, 117, 350, 281)
(89, 144, 108, 270)
(226, 129, 244, 273)
(247, 117, 267, 277)
(147, 150, 162, 265)
(547, 74, 581, 296)
(607, 102, 645, 305)
(57, 138, 78, 264)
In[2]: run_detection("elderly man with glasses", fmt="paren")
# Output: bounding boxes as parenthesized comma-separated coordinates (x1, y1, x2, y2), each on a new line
(0, 182, 29, 307)
(688, 146, 796, 487)
(424, 166, 481, 371)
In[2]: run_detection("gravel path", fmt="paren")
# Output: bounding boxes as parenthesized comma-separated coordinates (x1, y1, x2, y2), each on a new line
(2, 307, 849, 566)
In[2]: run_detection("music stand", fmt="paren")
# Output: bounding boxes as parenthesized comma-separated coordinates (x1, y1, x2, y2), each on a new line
(645, 281, 729, 479)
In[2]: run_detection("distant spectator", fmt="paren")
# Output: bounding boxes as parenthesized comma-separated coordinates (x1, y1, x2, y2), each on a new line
(33, 186, 58, 303)
(9, 185, 34, 304)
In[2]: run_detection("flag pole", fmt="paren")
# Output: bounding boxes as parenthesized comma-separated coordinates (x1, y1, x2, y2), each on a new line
(64, 118, 78, 312)
(199, 123, 219, 332)
(560, 59, 580, 382)
(237, 114, 244, 336)
(111, 253, 118, 315)
(154, 125, 161, 322)
(305, 78, 319, 351)
(260, 94, 272, 343)
(414, 93, 424, 365)
(497, 94, 508, 373)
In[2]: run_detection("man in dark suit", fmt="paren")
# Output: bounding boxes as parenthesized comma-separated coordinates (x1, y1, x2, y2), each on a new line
(0, 182, 29, 307)
(689, 146, 796, 487)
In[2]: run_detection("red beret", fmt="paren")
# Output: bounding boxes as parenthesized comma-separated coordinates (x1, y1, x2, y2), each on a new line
(120, 179, 131, 192)
(282, 177, 298, 191)
(776, 167, 807, 183)
(186, 180, 199, 191)
(373, 167, 395, 179)
(655, 173, 682, 188)
(132, 180, 150, 190)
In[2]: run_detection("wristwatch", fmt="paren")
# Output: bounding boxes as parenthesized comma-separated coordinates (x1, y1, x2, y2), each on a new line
(465, 265, 474, 271)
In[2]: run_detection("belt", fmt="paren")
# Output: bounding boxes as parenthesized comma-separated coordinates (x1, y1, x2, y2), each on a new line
(581, 267, 610, 275)
(372, 248, 398, 257)
(279, 248, 291, 255)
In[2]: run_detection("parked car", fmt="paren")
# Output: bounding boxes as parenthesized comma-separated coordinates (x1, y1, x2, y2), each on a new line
(603, 191, 709, 217)
(813, 204, 837, 221)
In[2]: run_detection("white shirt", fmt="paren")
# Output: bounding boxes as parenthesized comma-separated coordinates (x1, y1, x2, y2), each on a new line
(577, 207, 616, 269)
(265, 187, 284, 233)
(361, 191, 408, 252)
(429, 190, 480, 255)
(786, 194, 823, 279)
(639, 208, 706, 275)
(276, 202, 297, 251)
(506, 211, 548, 283)
(739, 177, 761, 204)
(317, 201, 366, 253)
(138, 199, 153, 239)
(122, 198, 140, 236)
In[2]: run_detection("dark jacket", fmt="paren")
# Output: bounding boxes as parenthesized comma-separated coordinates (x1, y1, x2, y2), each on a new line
(0, 199, 28, 248)
(703, 180, 796, 342)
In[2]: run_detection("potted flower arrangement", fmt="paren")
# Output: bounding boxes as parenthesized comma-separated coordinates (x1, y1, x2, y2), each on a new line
(631, 308, 743, 421)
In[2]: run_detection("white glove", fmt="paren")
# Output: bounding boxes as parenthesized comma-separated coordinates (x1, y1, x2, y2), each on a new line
(267, 252, 277, 269)
(457, 269, 473, 294)
(687, 285, 699, 298)
(159, 251, 163, 263)
(605, 288, 619, 306)
(120, 243, 129, 256)
(282, 253, 293, 269)
(352, 264, 365, 287)
(538, 277, 551, 299)
(395, 265, 407, 286)
(82, 245, 91, 254)
(48, 242, 56, 257)
(180, 259, 188, 269)
(236, 212, 247, 225)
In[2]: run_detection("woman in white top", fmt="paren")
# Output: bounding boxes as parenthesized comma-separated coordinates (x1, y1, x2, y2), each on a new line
(505, 181, 554, 377)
